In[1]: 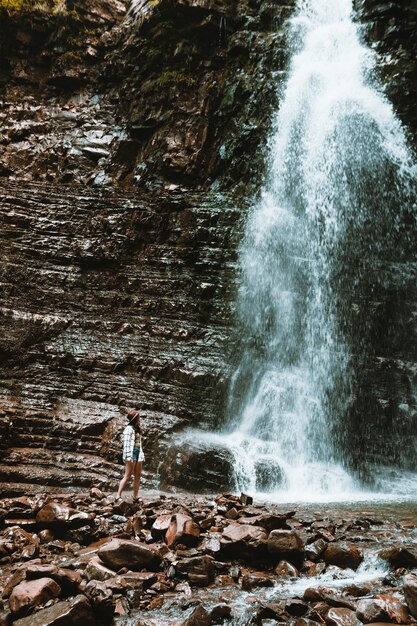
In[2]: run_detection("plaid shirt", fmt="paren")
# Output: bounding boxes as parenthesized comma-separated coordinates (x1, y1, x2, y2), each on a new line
(122, 425, 141, 461)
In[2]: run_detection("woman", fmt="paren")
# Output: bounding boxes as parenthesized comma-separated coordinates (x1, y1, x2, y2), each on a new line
(117, 409, 145, 500)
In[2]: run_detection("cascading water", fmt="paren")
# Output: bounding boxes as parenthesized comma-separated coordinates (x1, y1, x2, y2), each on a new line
(221, 0, 416, 499)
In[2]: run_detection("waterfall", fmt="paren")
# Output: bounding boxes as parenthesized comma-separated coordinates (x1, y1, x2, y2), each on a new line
(224, 0, 416, 498)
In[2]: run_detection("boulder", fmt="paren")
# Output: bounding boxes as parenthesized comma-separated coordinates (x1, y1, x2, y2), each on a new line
(285, 598, 309, 617)
(175, 555, 215, 586)
(12, 595, 96, 626)
(165, 514, 200, 548)
(220, 523, 268, 561)
(180, 604, 211, 626)
(121, 572, 157, 592)
(36, 502, 92, 529)
(356, 595, 409, 624)
(159, 440, 236, 492)
(9, 577, 61, 614)
(305, 538, 327, 561)
(210, 604, 232, 622)
(241, 571, 275, 591)
(86, 556, 117, 581)
(326, 607, 362, 626)
(98, 538, 162, 571)
(267, 529, 305, 567)
(275, 560, 300, 577)
(83, 580, 114, 626)
(379, 546, 417, 569)
(323, 542, 363, 570)
(254, 458, 286, 491)
(151, 513, 172, 540)
(404, 572, 417, 618)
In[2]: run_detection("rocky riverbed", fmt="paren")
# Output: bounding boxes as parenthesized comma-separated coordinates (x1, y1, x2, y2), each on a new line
(2, 490, 417, 625)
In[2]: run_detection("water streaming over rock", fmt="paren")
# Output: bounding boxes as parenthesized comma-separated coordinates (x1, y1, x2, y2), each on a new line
(223, 0, 416, 498)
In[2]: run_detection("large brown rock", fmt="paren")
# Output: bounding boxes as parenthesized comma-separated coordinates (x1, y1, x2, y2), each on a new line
(323, 542, 363, 570)
(13, 595, 96, 626)
(326, 607, 362, 626)
(36, 502, 92, 528)
(165, 514, 201, 548)
(180, 604, 211, 626)
(404, 572, 417, 618)
(9, 577, 61, 614)
(98, 538, 162, 571)
(175, 555, 215, 586)
(356, 595, 409, 624)
(220, 523, 268, 561)
(267, 529, 305, 567)
(379, 546, 417, 569)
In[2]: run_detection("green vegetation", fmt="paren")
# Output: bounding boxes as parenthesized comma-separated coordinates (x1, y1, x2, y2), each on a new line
(156, 69, 196, 88)
(0, 0, 66, 14)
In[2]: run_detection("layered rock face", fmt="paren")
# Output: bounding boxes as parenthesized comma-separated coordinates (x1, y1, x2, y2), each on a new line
(0, 182, 243, 493)
(0, 0, 293, 190)
(0, 0, 293, 493)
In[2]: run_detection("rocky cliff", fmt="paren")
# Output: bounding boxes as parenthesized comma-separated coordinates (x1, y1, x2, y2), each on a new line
(1, 0, 417, 494)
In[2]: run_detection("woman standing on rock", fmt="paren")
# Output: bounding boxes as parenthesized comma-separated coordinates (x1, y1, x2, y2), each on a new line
(117, 409, 145, 500)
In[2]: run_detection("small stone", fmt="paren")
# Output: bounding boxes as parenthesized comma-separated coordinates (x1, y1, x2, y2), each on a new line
(275, 560, 300, 578)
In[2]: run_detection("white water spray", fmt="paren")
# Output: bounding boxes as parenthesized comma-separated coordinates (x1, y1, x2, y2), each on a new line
(222, 0, 415, 499)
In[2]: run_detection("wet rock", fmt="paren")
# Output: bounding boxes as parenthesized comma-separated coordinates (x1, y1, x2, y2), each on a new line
(2, 526, 39, 556)
(305, 538, 328, 561)
(210, 603, 232, 622)
(404, 572, 417, 617)
(9, 577, 61, 615)
(304, 588, 355, 610)
(151, 513, 172, 540)
(285, 598, 309, 617)
(274, 559, 300, 577)
(83, 580, 114, 626)
(98, 537, 162, 571)
(0, 611, 12, 626)
(323, 542, 363, 570)
(36, 502, 92, 529)
(220, 523, 268, 561)
(380, 546, 417, 569)
(256, 602, 287, 621)
(165, 514, 201, 548)
(12, 594, 96, 626)
(267, 529, 305, 567)
(356, 595, 409, 624)
(180, 604, 211, 626)
(86, 556, 117, 581)
(241, 571, 275, 590)
(176, 555, 215, 586)
(254, 459, 286, 491)
(121, 571, 157, 592)
(160, 441, 236, 492)
(326, 607, 362, 626)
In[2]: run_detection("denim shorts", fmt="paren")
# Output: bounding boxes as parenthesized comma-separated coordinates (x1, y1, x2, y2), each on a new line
(132, 447, 145, 462)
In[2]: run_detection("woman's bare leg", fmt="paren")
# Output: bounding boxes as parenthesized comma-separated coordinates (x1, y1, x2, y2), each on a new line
(133, 461, 142, 499)
(117, 461, 133, 497)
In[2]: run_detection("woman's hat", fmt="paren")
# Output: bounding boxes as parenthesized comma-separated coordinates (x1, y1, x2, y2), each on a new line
(127, 409, 140, 423)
